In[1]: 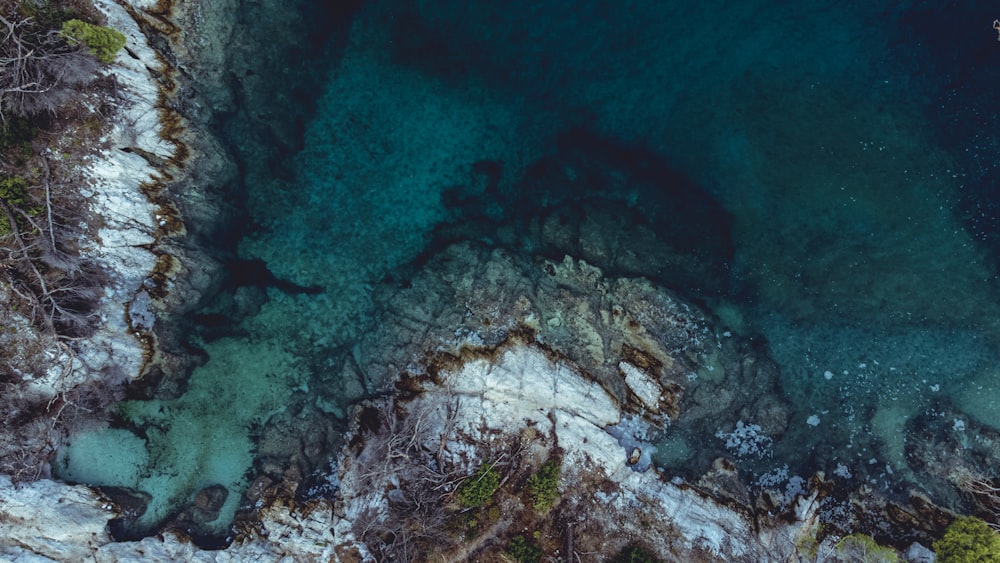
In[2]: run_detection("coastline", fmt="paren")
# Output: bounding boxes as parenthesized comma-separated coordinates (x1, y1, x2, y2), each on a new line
(0, 0, 232, 556)
(0, 1, 990, 561)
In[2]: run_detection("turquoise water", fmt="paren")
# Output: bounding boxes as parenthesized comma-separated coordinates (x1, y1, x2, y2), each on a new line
(57, 0, 1000, 542)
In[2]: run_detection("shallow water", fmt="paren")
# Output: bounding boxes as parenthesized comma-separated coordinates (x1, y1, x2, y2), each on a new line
(57, 0, 1000, 541)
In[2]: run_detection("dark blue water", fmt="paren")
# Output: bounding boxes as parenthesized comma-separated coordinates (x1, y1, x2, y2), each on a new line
(56, 0, 1000, 543)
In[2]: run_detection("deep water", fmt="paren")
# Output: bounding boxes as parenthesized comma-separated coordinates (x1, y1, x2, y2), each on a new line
(57, 0, 1000, 543)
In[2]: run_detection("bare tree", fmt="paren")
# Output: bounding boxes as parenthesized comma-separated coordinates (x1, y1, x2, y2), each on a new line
(0, 2, 118, 486)
(0, 13, 100, 121)
(955, 467, 1000, 531)
(352, 395, 473, 561)
(0, 152, 101, 337)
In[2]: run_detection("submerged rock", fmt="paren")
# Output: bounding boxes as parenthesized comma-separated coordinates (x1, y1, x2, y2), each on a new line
(350, 241, 785, 476)
(191, 485, 228, 520)
(361, 242, 715, 400)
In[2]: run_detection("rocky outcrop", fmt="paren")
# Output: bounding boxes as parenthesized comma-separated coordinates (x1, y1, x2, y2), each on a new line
(104, 0, 237, 374)
(0, 234, 946, 560)
(0, 475, 114, 561)
(0, 0, 233, 555)
(72, 0, 174, 380)
(338, 241, 786, 477)
(336, 343, 819, 561)
(0, 2, 969, 561)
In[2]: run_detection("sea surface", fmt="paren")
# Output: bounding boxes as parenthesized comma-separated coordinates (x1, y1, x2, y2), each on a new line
(57, 0, 1000, 543)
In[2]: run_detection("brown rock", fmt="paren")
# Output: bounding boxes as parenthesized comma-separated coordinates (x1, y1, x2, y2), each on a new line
(193, 484, 228, 513)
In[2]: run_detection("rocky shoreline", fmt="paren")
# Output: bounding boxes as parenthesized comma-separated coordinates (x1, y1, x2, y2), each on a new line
(0, 0, 235, 553)
(1, 1, 996, 562)
(0, 231, 947, 560)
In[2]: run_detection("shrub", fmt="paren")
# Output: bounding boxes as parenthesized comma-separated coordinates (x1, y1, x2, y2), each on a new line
(0, 176, 29, 205)
(0, 14, 103, 118)
(933, 516, 1000, 563)
(0, 176, 30, 236)
(457, 461, 500, 508)
(612, 544, 660, 563)
(0, 117, 35, 153)
(506, 535, 541, 563)
(527, 459, 561, 512)
(836, 534, 898, 563)
(60, 19, 125, 63)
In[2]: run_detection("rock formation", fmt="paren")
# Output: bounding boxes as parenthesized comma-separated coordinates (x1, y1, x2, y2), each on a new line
(0, 1, 985, 561)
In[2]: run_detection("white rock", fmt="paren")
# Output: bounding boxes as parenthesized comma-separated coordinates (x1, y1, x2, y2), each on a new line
(619, 360, 662, 411)
(0, 476, 112, 561)
(349, 345, 815, 560)
(51, 0, 178, 385)
(904, 541, 936, 563)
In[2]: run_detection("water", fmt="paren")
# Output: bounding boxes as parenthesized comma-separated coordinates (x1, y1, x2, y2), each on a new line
(55, 0, 1000, 543)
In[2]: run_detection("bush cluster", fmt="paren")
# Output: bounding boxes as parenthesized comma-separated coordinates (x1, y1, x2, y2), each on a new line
(0, 176, 32, 236)
(0, 176, 29, 205)
(835, 534, 898, 563)
(506, 535, 542, 563)
(527, 458, 561, 512)
(60, 19, 125, 63)
(457, 462, 501, 508)
(934, 516, 1000, 563)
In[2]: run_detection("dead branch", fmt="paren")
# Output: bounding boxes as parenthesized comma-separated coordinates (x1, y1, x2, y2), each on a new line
(2, 199, 56, 333)
(955, 467, 1000, 531)
(40, 155, 55, 250)
(352, 394, 474, 561)
(0, 198, 96, 337)
(0, 13, 100, 120)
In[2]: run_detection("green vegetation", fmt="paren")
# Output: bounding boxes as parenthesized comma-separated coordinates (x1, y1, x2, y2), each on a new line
(612, 544, 660, 563)
(456, 461, 500, 508)
(61, 19, 125, 63)
(527, 458, 561, 512)
(19, 0, 96, 27)
(933, 516, 1000, 563)
(506, 535, 542, 563)
(0, 0, 125, 483)
(835, 534, 898, 563)
(0, 118, 36, 155)
(0, 176, 29, 205)
(0, 176, 30, 236)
